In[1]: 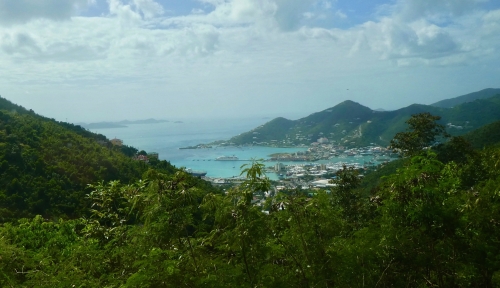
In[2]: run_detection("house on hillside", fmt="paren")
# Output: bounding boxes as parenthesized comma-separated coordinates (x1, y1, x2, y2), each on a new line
(110, 138, 123, 146)
(135, 155, 149, 163)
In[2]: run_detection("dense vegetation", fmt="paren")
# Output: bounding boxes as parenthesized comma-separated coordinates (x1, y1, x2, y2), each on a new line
(2, 96, 500, 286)
(229, 93, 500, 147)
(0, 96, 181, 221)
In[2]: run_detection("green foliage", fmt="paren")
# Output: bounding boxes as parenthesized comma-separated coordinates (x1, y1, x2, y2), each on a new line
(0, 103, 176, 221)
(358, 158, 404, 192)
(462, 119, 500, 149)
(390, 112, 448, 157)
(3, 96, 500, 287)
(435, 136, 476, 164)
(1, 147, 500, 286)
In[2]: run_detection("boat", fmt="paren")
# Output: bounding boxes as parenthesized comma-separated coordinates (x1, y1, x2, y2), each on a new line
(186, 168, 207, 177)
(215, 156, 239, 161)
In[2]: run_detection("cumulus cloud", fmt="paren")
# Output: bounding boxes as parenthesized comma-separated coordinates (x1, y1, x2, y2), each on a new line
(202, 0, 277, 26)
(0, 0, 94, 25)
(116, 24, 220, 57)
(108, 0, 142, 25)
(196, 0, 322, 31)
(273, 0, 315, 31)
(482, 9, 500, 35)
(0, 0, 498, 122)
(132, 0, 164, 19)
(1, 32, 41, 55)
(360, 18, 461, 60)
(0, 28, 108, 62)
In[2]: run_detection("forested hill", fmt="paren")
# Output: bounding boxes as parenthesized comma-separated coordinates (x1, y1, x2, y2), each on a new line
(0, 96, 177, 221)
(229, 93, 500, 146)
(431, 88, 500, 108)
(462, 119, 500, 149)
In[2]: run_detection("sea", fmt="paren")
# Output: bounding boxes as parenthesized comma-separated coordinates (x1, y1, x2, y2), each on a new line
(89, 118, 379, 180)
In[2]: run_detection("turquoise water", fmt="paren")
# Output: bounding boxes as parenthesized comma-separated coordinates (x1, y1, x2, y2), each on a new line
(173, 146, 308, 178)
(89, 118, 380, 179)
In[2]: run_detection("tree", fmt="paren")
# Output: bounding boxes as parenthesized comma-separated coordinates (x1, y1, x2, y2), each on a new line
(390, 112, 448, 157)
(435, 136, 476, 164)
(330, 165, 362, 225)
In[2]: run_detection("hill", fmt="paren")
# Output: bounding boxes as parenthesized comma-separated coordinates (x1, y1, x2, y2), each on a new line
(431, 88, 500, 108)
(228, 94, 500, 147)
(0, 97, 177, 221)
(462, 120, 500, 149)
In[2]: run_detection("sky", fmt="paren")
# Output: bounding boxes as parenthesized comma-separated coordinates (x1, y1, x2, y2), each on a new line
(0, 0, 499, 122)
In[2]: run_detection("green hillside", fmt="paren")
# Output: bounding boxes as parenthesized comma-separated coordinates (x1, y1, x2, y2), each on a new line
(0, 97, 177, 221)
(462, 120, 500, 149)
(229, 94, 500, 147)
(431, 88, 500, 108)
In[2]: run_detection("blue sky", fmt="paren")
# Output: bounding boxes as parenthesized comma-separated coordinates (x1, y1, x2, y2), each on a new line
(0, 0, 499, 122)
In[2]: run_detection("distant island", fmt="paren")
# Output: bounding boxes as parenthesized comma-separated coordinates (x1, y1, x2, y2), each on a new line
(80, 122, 128, 129)
(116, 119, 169, 125)
(80, 118, 169, 129)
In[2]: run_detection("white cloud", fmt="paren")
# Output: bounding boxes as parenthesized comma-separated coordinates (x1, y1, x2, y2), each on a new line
(194, 0, 323, 31)
(108, 0, 142, 25)
(0, 0, 94, 25)
(322, 1, 333, 10)
(482, 9, 500, 35)
(0, 0, 498, 122)
(1, 32, 41, 56)
(132, 0, 164, 19)
(361, 18, 461, 60)
(203, 0, 277, 27)
(273, 0, 315, 31)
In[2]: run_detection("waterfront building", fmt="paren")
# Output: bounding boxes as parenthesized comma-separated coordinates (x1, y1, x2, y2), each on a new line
(275, 163, 285, 172)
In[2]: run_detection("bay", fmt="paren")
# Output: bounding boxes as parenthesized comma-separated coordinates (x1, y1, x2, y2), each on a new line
(89, 117, 381, 180)
(89, 118, 304, 178)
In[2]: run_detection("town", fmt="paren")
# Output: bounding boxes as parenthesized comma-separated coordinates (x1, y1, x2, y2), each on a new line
(202, 141, 398, 195)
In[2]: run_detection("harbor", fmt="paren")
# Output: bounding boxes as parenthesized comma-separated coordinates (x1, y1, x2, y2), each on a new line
(182, 143, 397, 182)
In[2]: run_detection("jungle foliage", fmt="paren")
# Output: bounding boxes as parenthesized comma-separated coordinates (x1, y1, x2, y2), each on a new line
(0, 97, 180, 221)
(2, 104, 500, 287)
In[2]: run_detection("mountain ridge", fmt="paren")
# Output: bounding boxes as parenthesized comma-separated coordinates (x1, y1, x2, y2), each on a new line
(431, 88, 500, 108)
(228, 90, 500, 147)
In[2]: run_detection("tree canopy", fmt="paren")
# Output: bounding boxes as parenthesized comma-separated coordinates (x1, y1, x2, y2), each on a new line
(1, 109, 500, 286)
(390, 112, 448, 157)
